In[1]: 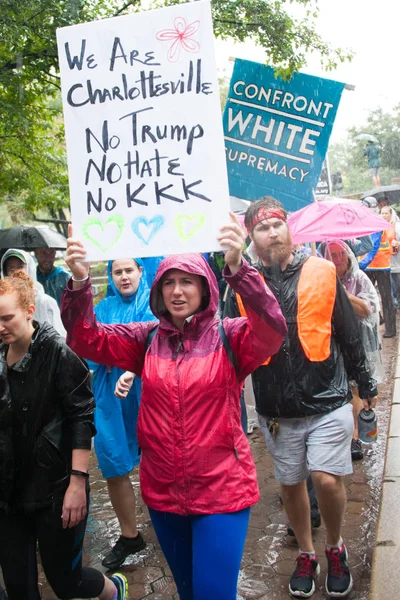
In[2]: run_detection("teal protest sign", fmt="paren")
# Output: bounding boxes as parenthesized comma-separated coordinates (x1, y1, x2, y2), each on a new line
(223, 59, 345, 211)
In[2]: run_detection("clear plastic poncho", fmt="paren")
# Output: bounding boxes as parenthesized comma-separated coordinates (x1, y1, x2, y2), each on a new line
(323, 240, 384, 384)
(1, 249, 66, 338)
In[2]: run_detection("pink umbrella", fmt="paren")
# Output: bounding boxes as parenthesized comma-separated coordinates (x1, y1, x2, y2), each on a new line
(287, 198, 391, 245)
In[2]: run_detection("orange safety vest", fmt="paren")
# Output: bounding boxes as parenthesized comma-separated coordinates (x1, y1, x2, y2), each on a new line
(236, 257, 337, 364)
(360, 230, 391, 269)
(386, 225, 397, 255)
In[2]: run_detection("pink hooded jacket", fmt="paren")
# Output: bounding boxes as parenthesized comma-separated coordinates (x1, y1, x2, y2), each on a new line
(61, 255, 286, 515)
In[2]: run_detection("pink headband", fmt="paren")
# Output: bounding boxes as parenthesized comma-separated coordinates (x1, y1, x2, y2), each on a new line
(247, 207, 287, 232)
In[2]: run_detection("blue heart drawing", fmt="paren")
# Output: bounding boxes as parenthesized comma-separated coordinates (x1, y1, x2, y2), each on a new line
(131, 215, 165, 245)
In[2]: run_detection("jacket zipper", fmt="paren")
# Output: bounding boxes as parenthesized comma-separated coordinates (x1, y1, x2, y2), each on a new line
(174, 336, 190, 513)
(173, 340, 183, 360)
(22, 399, 28, 437)
(274, 272, 302, 412)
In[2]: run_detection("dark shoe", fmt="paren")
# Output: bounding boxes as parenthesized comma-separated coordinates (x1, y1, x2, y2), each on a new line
(351, 439, 363, 461)
(109, 573, 128, 599)
(383, 332, 396, 338)
(287, 523, 295, 537)
(325, 543, 353, 597)
(287, 513, 321, 537)
(289, 553, 320, 597)
(102, 532, 146, 570)
(311, 512, 321, 529)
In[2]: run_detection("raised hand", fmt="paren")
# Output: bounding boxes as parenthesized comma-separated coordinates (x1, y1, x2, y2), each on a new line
(65, 224, 90, 286)
(217, 211, 246, 276)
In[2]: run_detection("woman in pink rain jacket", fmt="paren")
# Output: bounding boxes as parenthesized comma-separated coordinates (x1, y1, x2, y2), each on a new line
(61, 215, 287, 600)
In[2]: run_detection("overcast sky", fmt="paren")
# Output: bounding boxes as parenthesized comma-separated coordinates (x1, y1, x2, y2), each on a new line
(214, 0, 400, 141)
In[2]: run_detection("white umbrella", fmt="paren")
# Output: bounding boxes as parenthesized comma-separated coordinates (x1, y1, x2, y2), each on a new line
(355, 134, 379, 144)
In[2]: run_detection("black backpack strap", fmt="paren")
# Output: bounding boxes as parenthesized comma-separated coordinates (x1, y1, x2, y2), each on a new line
(218, 320, 238, 375)
(146, 325, 158, 351)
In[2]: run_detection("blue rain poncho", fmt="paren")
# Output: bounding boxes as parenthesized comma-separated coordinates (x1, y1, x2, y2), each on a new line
(91, 259, 156, 478)
(36, 265, 70, 307)
(140, 256, 165, 287)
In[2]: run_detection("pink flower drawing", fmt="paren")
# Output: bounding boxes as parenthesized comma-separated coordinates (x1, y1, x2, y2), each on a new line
(156, 17, 200, 62)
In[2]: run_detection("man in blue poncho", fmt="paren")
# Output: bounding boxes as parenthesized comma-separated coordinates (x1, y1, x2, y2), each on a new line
(90, 257, 156, 570)
(35, 247, 70, 306)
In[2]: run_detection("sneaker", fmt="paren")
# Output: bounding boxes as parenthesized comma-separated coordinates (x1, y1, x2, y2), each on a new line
(287, 513, 321, 537)
(289, 553, 320, 597)
(109, 573, 128, 600)
(351, 438, 364, 461)
(102, 532, 146, 569)
(287, 523, 295, 537)
(311, 512, 321, 529)
(325, 543, 353, 597)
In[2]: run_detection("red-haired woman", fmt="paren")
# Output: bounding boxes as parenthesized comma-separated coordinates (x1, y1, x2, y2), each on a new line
(0, 271, 127, 599)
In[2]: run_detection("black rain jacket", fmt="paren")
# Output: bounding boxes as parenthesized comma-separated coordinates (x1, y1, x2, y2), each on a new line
(225, 252, 377, 418)
(0, 321, 95, 513)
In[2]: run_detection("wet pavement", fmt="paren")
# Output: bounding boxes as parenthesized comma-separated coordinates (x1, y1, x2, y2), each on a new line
(36, 333, 397, 599)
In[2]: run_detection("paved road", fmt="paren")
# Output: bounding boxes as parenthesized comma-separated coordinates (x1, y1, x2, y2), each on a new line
(38, 334, 396, 599)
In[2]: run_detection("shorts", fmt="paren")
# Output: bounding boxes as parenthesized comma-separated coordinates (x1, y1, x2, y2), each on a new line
(369, 166, 380, 176)
(259, 403, 354, 486)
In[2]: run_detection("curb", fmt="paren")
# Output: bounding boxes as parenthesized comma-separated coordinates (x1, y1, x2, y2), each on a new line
(370, 336, 400, 599)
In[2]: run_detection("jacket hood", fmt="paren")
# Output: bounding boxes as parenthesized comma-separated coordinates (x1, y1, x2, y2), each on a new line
(1, 249, 46, 298)
(1, 248, 38, 282)
(322, 240, 359, 279)
(106, 258, 149, 305)
(32, 320, 62, 350)
(150, 254, 218, 322)
(382, 206, 399, 225)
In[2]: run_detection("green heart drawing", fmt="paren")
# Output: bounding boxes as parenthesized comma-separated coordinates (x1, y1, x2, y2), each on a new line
(175, 213, 206, 242)
(82, 214, 125, 252)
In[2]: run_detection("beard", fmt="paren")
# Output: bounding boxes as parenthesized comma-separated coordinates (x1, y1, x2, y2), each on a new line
(253, 236, 293, 267)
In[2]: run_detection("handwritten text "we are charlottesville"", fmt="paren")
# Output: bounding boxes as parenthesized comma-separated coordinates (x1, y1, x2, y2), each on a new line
(63, 37, 213, 107)
(62, 35, 215, 214)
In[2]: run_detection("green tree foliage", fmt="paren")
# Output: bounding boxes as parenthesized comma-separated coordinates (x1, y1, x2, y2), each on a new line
(329, 106, 400, 195)
(218, 75, 230, 111)
(157, 0, 353, 78)
(355, 106, 400, 172)
(1, 0, 352, 217)
(0, 0, 123, 219)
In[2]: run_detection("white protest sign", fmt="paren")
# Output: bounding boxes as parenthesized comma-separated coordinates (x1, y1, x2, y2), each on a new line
(57, 0, 229, 260)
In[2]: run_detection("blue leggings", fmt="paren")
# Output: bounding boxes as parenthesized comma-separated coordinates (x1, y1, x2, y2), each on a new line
(148, 508, 250, 600)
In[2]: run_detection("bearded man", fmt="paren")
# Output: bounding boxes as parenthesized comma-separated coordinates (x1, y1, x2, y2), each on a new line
(236, 197, 377, 598)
